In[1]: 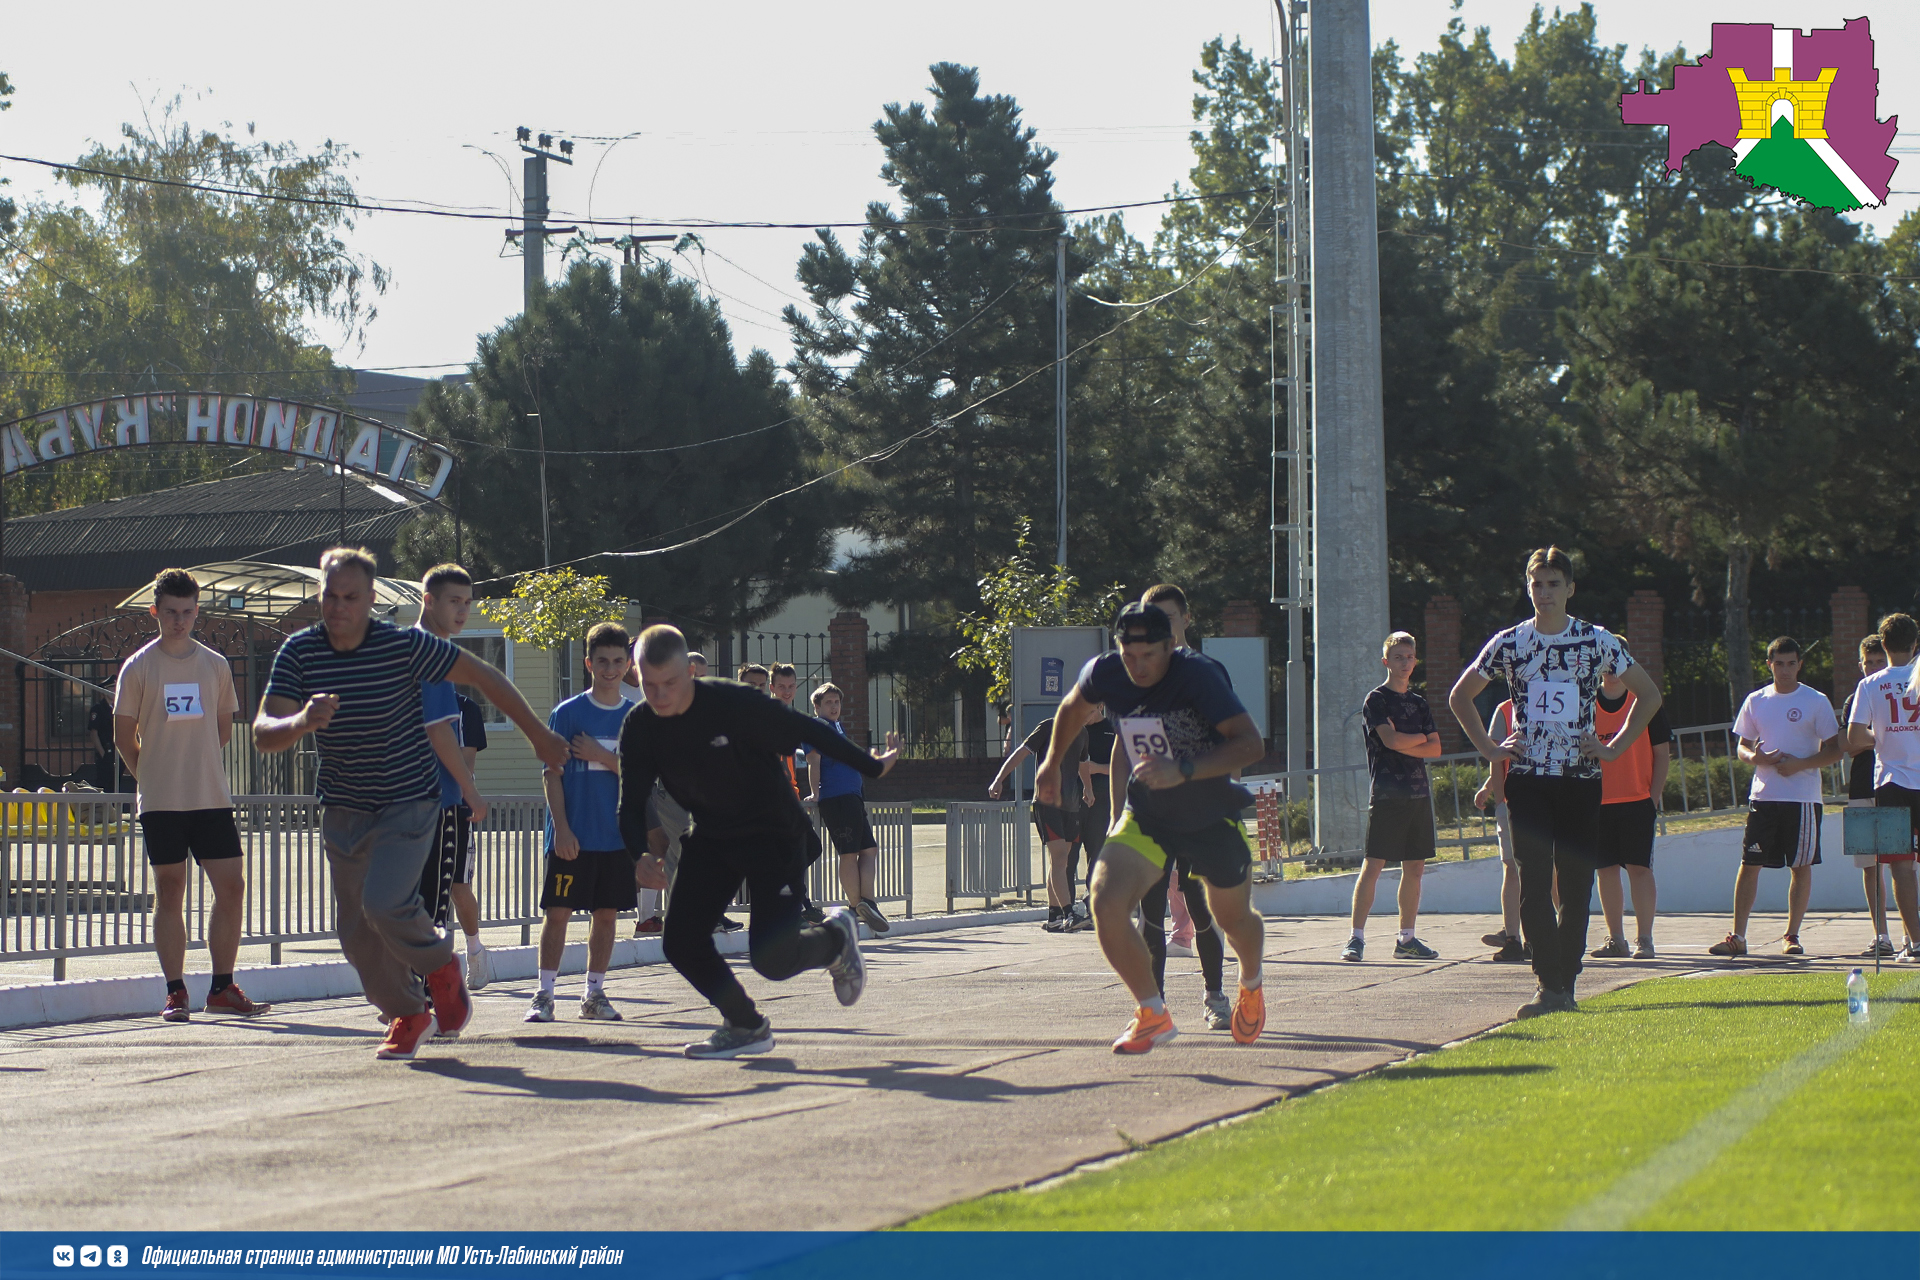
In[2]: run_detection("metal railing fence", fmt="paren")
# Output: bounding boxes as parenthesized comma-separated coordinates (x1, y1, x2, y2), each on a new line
(944, 801, 1037, 912)
(4, 793, 922, 979)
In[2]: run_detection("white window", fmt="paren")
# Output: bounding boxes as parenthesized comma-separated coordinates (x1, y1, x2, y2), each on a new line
(453, 633, 511, 727)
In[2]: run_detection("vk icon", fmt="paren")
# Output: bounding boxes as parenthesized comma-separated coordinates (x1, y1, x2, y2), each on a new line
(80, 1246, 102, 1267)
(108, 1247, 129, 1268)
(52, 1245, 75, 1267)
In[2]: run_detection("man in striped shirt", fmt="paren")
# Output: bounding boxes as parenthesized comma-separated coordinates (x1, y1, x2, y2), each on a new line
(256, 547, 569, 1060)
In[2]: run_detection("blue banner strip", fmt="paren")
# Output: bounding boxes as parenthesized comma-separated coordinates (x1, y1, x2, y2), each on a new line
(2, 1233, 1914, 1280)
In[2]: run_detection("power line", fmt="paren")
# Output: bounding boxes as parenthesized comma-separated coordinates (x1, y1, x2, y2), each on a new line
(473, 196, 1275, 582)
(0, 152, 1267, 232)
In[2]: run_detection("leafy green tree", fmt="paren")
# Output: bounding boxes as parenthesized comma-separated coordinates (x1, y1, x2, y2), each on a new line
(0, 98, 382, 512)
(476, 568, 628, 651)
(403, 259, 834, 635)
(1561, 209, 1899, 701)
(786, 62, 1091, 749)
(0, 72, 15, 235)
(954, 518, 1127, 707)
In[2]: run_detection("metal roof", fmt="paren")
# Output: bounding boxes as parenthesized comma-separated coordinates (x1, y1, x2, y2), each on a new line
(111, 562, 425, 624)
(1, 467, 421, 592)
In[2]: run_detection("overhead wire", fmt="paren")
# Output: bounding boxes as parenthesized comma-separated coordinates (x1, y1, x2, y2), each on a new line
(472, 193, 1275, 582)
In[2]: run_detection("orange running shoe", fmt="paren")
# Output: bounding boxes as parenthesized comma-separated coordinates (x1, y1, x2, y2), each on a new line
(1231, 983, 1266, 1044)
(1112, 1005, 1178, 1055)
(375, 1011, 436, 1060)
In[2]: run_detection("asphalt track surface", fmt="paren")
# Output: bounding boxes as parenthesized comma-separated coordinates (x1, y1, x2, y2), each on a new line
(0, 911, 1879, 1230)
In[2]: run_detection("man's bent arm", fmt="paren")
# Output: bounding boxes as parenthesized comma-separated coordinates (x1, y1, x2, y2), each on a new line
(254, 694, 310, 754)
(449, 652, 547, 747)
(1037, 688, 1099, 801)
(1448, 670, 1500, 757)
(1604, 664, 1665, 756)
(1191, 713, 1265, 779)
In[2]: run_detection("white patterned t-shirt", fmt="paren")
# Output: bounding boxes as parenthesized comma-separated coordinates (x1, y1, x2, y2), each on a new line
(1471, 618, 1634, 780)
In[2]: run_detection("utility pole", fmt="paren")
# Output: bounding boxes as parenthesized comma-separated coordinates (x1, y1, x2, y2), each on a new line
(511, 127, 575, 313)
(1272, 0, 1312, 809)
(1055, 234, 1069, 568)
(1308, 0, 1391, 857)
(530, 413, 550, 568)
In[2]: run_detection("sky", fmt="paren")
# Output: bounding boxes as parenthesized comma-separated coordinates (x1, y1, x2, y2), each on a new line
(3, 1, 1915, 377)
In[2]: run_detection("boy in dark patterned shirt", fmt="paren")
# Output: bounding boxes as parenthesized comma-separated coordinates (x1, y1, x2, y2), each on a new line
(1447, 546, 1663, 1019)
(1346, 632, 1442, 962)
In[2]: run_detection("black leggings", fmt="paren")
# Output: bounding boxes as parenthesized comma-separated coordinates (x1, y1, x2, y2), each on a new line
(662, 829, 842, 1028)
(1504, 772, 1602, 995)
(1140, 859, 1225, 995)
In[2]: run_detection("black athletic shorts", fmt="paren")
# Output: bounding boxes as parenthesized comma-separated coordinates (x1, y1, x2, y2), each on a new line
(1364, 794, 1435, 862)
(540, 848, 638, 912)
(1593, 798, 1657, 868)
(420, 805, 473, 930)
(1741, 800, 1823, 869)
(1104, 811, 1252, 890)
(1873, 783, 1920, 863)
(816, 793, 876, 856)
(139, 808, 243, 866)
(1032, 801, 1080, 845)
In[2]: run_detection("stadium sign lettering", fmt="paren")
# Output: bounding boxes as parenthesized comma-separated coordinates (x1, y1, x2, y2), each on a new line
(0, 393, 456, 501)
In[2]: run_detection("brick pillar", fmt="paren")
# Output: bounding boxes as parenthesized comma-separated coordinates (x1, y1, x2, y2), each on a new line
(1221, 600, 1262, 638)
(1831, 585, 1871, 701)
(1626, 590, 1665, 692)
(828, 612, 871, 747)
(1422, 594, 1464, 752)
(0, 575, 26, 780)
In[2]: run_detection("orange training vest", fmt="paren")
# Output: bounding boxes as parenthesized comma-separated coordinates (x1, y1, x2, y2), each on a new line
(1596, 696, 1654, 804)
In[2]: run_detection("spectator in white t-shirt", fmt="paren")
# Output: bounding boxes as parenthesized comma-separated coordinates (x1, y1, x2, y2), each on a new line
(1709, 637, 1841, 958)
(1847, 612, 1920, 957)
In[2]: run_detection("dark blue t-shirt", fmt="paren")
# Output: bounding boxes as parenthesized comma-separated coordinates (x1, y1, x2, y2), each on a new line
(815, 718, 865, 799)
(1363, 683, 1437, 799)
(1075, 650, 1251, 832)
(546, 691, 631, 852)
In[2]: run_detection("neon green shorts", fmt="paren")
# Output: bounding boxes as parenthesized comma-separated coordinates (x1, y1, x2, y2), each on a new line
(1100, 810, 1252, 889)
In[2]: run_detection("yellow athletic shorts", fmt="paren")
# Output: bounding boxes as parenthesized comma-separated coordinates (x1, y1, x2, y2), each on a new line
(1100, 810, 1253, 889)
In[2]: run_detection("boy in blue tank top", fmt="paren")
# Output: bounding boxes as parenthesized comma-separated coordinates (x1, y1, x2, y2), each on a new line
(526, 622, 636, 1024)
(808, 682, 890, 933)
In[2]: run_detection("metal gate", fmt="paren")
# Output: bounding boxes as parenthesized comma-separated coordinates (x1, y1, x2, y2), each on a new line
(17, 609, 306, 792)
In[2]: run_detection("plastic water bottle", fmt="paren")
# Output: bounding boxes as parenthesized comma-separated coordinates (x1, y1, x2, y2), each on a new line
(1847, 968, 1870, 1025)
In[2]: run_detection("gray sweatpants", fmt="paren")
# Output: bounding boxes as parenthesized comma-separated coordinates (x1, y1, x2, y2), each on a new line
(323, 799, 452, 1017)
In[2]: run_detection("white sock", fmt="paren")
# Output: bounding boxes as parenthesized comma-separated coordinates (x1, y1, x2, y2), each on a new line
(1350, 927, 1364, 941)
(586, 971, 605, 996)
(538, 968, 557, 995)
(465, 933, 483, 955)
(1879, 933, 1892, 943)
(1142, 995, 1167, 1015)
(1241, 969, 1263, 991)
(1399, 928, 1416, 943)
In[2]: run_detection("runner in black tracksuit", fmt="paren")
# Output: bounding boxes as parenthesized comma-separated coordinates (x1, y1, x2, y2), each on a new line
(616, 630, 900, 1059)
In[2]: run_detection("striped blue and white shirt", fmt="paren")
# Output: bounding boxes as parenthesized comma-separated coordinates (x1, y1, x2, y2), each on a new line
(264, 620, 462, 811)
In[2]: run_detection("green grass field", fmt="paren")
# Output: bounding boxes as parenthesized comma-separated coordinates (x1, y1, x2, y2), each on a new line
(911, 972, 1919, 1231)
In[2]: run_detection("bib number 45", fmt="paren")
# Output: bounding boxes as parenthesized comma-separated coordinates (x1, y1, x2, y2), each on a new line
(1526, 680, 1578, 725)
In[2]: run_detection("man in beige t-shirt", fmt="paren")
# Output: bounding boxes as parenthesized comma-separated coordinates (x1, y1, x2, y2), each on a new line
(114, 568, 267, 1023)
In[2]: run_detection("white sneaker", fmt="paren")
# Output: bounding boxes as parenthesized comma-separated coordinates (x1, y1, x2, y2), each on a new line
(578, 991, 623, 1021)
(465, 944, 493, 992)
(1164, 941, 1195, 958)
(523, 991, 555, 1023)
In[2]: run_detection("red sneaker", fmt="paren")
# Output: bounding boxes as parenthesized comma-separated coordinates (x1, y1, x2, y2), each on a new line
(203, 984, 271, 1016)
(375, 1011, 436, 1060)
(634, 915, 664, 936)
(161, 989, 190, 1023)
(425, 957, 471, 1039)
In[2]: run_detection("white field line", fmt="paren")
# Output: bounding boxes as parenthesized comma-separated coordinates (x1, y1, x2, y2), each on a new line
(1560, 973, 1920, 1231)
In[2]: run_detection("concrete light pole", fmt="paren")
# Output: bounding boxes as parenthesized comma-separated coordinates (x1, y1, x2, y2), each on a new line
(1309, 0, 1390, 856)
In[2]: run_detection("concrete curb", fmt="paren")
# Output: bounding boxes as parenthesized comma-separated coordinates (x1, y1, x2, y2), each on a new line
(0, 906, 1049, 1031)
